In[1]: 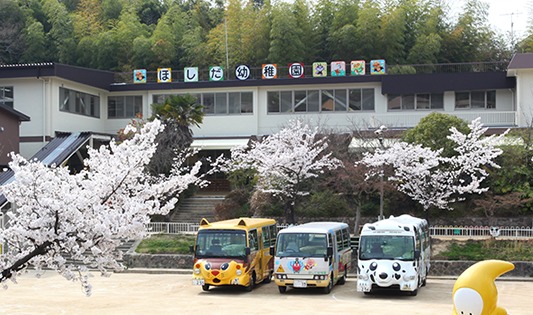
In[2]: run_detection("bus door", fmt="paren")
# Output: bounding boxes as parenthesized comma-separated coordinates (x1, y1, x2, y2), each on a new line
(248, 229, 261, 281)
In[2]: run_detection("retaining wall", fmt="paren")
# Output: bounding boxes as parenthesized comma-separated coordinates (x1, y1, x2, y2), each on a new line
(122, 253, 533, 277)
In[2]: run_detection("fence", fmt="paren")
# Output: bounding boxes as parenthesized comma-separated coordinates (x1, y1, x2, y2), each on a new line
(146, 222, 533, 239)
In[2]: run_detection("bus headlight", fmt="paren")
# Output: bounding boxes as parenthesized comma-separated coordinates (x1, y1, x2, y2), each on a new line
(358, 274, 369, 281)
(236, 269, 242, 276)
(313, 275, 326, 280)
(194, 268, 200, 274)
(403, 274, 416, 281)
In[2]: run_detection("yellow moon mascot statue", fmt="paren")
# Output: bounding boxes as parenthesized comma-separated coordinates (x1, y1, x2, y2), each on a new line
(452, 259, 514, 315)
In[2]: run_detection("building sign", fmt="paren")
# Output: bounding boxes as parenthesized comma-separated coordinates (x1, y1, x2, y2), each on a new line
(209, 66, 224, 81)
(157, 68, 172, 83)
(184, 67, 199, 82)
(351, 60, 365, 75)
(133, 69, 147, 83)
(313, 62, 327, 77)
(262, 64, 277, 79)
(288, 63, 304, 78)
(370, 59, 386, 75)
(331, 61, 346, 76)
(235, 65, 251, 80)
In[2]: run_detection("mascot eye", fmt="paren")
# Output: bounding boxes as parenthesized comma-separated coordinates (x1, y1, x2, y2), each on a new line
(204, 262, 211, 270)
(393, 262, 401, 271)
(221, 263, 229, 270)
(370, 262, 377, 271)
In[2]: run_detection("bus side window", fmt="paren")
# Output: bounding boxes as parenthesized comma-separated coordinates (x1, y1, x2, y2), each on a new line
(262, 226, 270, 248)
(336, 230, 343, 250)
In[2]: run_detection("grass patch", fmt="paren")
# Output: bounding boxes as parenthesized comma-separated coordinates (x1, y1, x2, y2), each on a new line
(433, 239, 533, 261)
(135, 234, 196, 254)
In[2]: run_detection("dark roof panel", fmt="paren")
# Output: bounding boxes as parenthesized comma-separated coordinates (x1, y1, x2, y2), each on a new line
(508, 53, 533, 70)
(0, 132, 92, 207)
(0, 104, 30, 121)
(381, 72, 515, 95)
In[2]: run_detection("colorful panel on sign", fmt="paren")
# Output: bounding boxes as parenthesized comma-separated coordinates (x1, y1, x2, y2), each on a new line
(350, 60, 366, 75)
(157, 68, 172, 83)
(313, 62, 327, 77)
(184, 67, 199, 82)
(288, 63, 304, 78)
(370, 59, 386, 75)
(330, 61, 346, 76)
(133, 69, 147, 83)
(209, 66, 224, 81)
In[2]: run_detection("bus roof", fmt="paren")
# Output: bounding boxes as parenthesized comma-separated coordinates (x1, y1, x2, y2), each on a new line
(277, 222, 349, 234)
(197, 217, 277, 231)
(360, 215, 427, 235)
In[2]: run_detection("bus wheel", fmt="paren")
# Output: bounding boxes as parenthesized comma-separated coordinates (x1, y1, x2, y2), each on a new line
(323, 273, 334, 294)
(278, 286, 287, 294)
(245, 273, 256, 292)
(201, 284, 210, 291)
(337, 268, 347, 285)
(263, 271, 272, 284)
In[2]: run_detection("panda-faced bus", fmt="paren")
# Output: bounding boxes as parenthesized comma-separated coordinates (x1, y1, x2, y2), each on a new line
(356, 215, 430, 296)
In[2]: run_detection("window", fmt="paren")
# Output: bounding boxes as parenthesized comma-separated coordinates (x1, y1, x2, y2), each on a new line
(0, 87, 14, 107)
(153, 92, 253, 115)
(388, 93, 443, 110)
(455, 90, 496, 109)
(108, 96, 142, 118)
(60, 87, 100, 118)
(268, 88, 375, 113)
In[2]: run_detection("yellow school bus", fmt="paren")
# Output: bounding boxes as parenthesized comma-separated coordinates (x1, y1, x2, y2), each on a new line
(191, 217, 277, 291)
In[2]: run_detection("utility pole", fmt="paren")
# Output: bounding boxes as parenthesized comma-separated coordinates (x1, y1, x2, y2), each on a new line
(374, 125, 387, 221)
(501, 12, 523, 50)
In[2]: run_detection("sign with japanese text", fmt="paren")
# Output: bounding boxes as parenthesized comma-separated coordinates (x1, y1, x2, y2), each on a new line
(157, 68, 172, 83)
(184, 67, 199, 82)
(235, 65, 251, 80)
(288, 63, 304, 78)
(262, 64, 277, 79)
(209, 66, 224, 81)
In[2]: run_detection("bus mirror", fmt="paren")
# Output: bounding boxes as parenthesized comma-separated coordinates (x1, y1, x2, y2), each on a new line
(189, 245, 194, 253)
(414, 250, 420, 259)
(245, 247, 251, 256)
(326, 246, 333, 257)
(269, 246, 275, 256)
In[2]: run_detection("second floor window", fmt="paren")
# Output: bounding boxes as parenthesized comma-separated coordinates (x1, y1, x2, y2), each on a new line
(60, 87, 100, 118)
(455, 90, 496, 109)
(388, 93, 443, 110)
(0, 87, 14, 107)
(108, 96, 142, 118)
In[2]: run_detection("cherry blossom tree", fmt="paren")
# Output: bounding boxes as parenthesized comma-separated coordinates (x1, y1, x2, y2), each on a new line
(0, 119, 206, 295)
(359, 118, 508, 211)
(219, 119, 342, 224)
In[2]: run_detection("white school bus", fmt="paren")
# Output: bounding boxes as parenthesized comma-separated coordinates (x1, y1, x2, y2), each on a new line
(191, 217, 277, 291)
(356, 214, 430, 296)
(273, 222, 352, 294)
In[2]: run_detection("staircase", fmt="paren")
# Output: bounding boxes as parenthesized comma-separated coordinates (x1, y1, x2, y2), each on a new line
(170, 195, 226, 223)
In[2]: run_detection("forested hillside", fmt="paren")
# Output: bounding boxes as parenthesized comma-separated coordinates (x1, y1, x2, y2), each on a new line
(1, 0, 531, 71)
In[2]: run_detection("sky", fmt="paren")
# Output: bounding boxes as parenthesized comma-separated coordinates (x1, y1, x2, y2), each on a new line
(449, 0, 531, 42)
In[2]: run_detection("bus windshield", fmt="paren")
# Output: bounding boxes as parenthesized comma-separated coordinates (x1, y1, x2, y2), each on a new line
(276, 233, 327, 258)
(195, 230, 247, 259)
(359, 235, 415, 260)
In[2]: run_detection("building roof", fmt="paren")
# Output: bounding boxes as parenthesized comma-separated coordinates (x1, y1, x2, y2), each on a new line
(0, 132, 92, 208)
(0, 104, 30, 121)
(508, 53, 533, 70)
